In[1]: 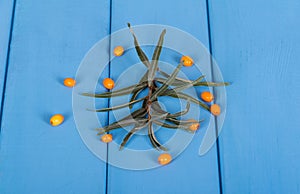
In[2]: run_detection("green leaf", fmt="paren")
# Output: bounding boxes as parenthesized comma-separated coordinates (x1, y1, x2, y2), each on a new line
(152, 120, 194, 133)
(127, 23, 151, 68)
(158, 70, 192, 84)
(148, 29, 166, 84)
(151, 101, 168, 114)
(162, 90, 210, 111)
(129, 87, 146, 109)
(153, 120, 184, 129)
(119, 122, 148, 150)
(81, 82, 147, 98)
(128, 107, 148, 119)
(87, 97, 146, 112)
(151, 100, 190, 118)
(129, 71, 148, 109)
(173, 75, 205, 92)
(150, 101, 199, 126)
(154, 78, 187, 86)
(140, 70, 149, 83)
(167, 101, 190, 118)
(156, 77, 231, 87)
(97, 117, 147, 135)
(150, 111, 169, 121)
(150, 62, 184, 100)
(167, 117, 204, 125)
(148, 121, 168, 151)
(194, 81, 231, 87)
(96, 108, 147, 134)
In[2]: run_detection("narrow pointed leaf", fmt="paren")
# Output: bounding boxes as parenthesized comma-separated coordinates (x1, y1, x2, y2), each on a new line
(97, 117, 147, 135)
(120, 122, 148, 150)
(129, 71, 148, 109)
(140, 70, 149, 83)
(194, 81, 231, 87)
(162, 91, 210, 111)
(151, 100, 190, 119)
(167, 101, 191, 118)
(148, 122, 159, 150)
(155, 78, 230, 87)
(88, 97, 146, 112)
(150, 112, 169, 121)
(127, 23, 150, 68)
(153, 120, 194, 133)
(173, 75, 205, 92)
(148, 121, 168, 151)
(126, 107, 148, 119)
(167, 117, 204, 125)
(151, 101, 168, 114)
(148, 29, 166, 83)
(158, 70, 192, 84)
(156, 75, 230, 88)
(176, 92, 209, 111)
(96, 108, 147, 134)
(129, 86, 146, 109)
(81, 82, 147, 98)
(155, 78, 187, 86)
(153, 120, 184, 129)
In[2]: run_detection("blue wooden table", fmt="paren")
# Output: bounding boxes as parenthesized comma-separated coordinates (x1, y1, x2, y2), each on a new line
(0, 0, 299, 193)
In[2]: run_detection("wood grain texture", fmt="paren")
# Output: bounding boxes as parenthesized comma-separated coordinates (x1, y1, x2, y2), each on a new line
(107, 0, 221, 193)
(0, 0, 15, 114)
(208, 0, 300, 193)
(0, 0, 110, 193)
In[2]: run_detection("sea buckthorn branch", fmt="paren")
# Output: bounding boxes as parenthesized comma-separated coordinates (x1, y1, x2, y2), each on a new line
(82, 23, 230, 151)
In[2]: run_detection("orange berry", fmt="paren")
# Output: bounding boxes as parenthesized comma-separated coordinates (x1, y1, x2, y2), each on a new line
(187, 119, 200, 131)
(181, 56, 194, 67)
(210, 104, 221, 116)
(101, 134, 113, 143)
(102, 78, 115, 89)
(64, 78, 76, 87)
(158, 153, 172, 165)
(50, 114, 64, 126)
(201, 91, 214, 102)
(113, 46, 124, 56)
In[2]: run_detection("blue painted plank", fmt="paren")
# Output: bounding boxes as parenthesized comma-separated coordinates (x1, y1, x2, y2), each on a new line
(208, 0, 300, 193)
(0, 0, 15, 113)
(0, 0, 110, 193)
(106, 0, 221, 193)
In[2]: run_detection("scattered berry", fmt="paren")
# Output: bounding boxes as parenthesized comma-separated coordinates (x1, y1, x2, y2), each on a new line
(187, 119, 200, 131)
(64, 78, 76, 87)
(113, 46, 124, 56)
(158, 153, 172, 165)
(201, 91, 214, 102)
(181, 56, 194, 67)
(50, 114, 64, 126)
(101, 134, 113, 143)
(210, 104, 221, 116)
(103, 78, 115, 89)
